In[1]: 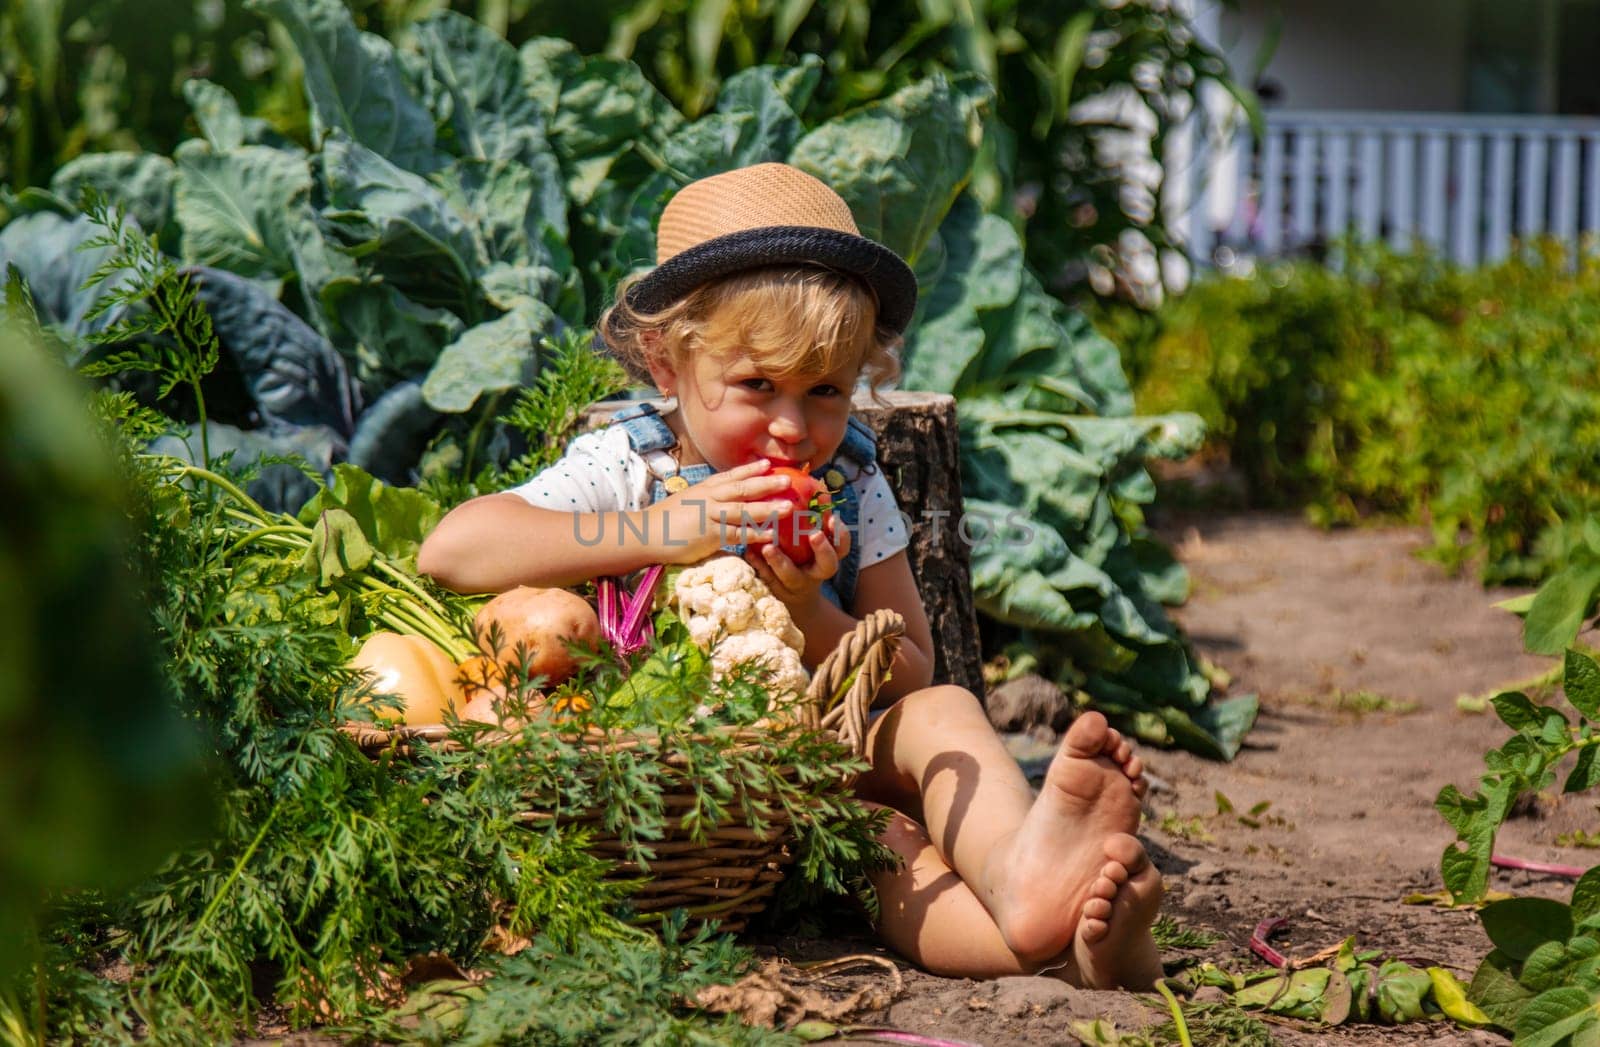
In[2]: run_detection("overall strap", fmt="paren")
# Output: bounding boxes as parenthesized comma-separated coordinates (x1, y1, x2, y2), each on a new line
(810, 416, 878, 612)
(603, 402, 674, 453)
(607, 402, 680, 478)
(609, 403, 730, 554)
(833, 416, 879, 472)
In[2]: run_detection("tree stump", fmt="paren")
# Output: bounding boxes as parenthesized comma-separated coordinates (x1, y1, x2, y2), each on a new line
(848, 391, 983, 694)
(583, 391, 984, 693)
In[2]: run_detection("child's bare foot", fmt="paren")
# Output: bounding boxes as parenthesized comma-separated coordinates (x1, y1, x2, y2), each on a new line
(1071, 833, 1165, 989)
(1100, 721, 1149, 799)
(983, 712, 1144, 962)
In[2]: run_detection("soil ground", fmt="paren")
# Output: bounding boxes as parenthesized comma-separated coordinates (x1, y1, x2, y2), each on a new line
(246, 511, 1586, 1046)
(755, 511, 1598, 1046)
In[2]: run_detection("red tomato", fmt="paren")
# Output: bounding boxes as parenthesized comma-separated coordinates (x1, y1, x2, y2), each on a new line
(768, 466, 833, 566)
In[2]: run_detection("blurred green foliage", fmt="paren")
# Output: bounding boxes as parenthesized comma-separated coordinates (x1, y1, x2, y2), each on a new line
(0, 0, 306, 191)
(3, 0, 1240, 299)
(535, 0, 1242, 297)
(0, 310, 213, 984)
(1098, 241, 1600, 585)
(0, 0, 549, 193)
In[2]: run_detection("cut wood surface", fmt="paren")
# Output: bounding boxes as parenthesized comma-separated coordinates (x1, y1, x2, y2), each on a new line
(584, 392, 983, 693)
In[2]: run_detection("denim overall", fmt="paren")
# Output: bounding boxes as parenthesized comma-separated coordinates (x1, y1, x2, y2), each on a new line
(606, 402, 875, 610)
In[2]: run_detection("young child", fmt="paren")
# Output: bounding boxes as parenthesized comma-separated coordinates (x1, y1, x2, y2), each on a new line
(417, 162, 1163, 987)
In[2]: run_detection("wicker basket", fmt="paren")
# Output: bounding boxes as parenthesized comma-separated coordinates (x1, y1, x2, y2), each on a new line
(343, 608, 905, 933)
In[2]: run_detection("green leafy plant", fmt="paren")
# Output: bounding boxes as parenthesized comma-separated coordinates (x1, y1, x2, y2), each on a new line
(1177, 940, 1487, 1032)
(426, 328, 631, 508)
(906, 194, 1251, 758)
(1099, 242, 1600, 586)
(76, 193, 221, 459)
(1437, 650, 1600, 908)
(1416, 518, 1600, 1043)
(1151, 916, 1222, 952)
(2, 0, 1244, 756)
(1073, 940, 1484, 1045)
(0, 312, 214, 1010)
(1432, 648, 1600, 1042)
(354, 915, 787, 1045)
(0, 0, 308, 194)
(1497, 519, 1600, 657)
(1072, 1004, 1278, 1047)
(5, 203, 884, 1045)
(1147, 1001, 1277, 1047)
(5, 0, 1243, 304)
(528, 0, 1245, 299)
(1457, 882, 1600, 1044)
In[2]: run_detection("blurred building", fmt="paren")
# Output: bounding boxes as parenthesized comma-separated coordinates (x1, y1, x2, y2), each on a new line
(1170, 0, 1600, 269)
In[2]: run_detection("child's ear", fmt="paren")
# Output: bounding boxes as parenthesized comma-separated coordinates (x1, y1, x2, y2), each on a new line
(641, 337, 678, 396)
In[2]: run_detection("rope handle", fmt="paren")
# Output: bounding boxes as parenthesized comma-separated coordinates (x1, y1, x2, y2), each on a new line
(801, 608, 906, 759)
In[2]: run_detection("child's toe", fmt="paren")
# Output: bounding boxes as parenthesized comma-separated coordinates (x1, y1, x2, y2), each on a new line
(1081, 897, 1113, 930)
(1103, 833, 1145, 868)
(1089, 873, 1119, 900)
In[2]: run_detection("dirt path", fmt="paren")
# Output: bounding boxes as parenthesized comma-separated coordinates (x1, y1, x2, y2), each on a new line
(772, 512, 1592, 1046)
(1131, 512, 1565, 1046)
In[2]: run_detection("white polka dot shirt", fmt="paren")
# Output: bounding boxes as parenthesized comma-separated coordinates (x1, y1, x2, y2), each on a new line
(507, 425, 911, 568)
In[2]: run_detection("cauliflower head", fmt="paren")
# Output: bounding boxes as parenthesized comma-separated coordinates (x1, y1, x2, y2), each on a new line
(669, 555, 808, 704)
(709, 632, 810, 705)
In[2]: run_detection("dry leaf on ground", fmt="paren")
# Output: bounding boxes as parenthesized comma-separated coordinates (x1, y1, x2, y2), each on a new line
(695, 954, 903, 1028)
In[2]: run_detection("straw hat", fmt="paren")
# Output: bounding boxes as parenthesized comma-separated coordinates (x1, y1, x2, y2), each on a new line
(622, 162, 918, 334)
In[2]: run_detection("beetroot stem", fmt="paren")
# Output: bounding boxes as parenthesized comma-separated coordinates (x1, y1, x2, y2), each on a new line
(597, 576, 620, 649)
(843, 1031, 987, 1047)
(1492, 853, 1586, 879)
(595, 565, 665, 658)
(1250, 916, 1290, 968)
(618, 565, 665, 654)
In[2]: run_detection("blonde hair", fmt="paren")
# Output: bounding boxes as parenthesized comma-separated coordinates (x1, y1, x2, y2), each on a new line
(600, 266, 901, 393)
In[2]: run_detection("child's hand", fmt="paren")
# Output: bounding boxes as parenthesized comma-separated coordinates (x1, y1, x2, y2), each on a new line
(651, 460, 794, 565)
(744, 513, 851, 612)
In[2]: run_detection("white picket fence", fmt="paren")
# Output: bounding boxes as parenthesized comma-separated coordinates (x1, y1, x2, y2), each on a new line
(1176, 110, 1600, 268)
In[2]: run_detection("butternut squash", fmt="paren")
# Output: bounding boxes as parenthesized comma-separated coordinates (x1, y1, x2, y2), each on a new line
(351, 632, 463, 726)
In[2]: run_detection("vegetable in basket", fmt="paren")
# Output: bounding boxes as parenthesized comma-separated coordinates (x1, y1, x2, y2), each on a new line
(597, 564, 665, 659)
(595, 555, 810, 716)
(472, 586, 602, 686)
(350, 632, 465, 727)
(667, 555, 809, 707)
(354, 586, 607, 728)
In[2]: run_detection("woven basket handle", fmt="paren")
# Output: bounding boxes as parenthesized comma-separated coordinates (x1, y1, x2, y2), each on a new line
(801, 608, 905, 758)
